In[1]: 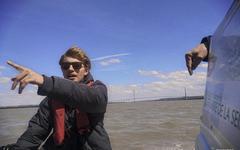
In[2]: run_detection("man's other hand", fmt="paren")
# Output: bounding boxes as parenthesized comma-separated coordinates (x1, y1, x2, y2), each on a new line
(185, 43, 208, 75)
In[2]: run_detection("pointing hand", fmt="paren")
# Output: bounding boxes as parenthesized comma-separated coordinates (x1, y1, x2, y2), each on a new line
(7, 60, 44, 94)
(185, 43, 208, 75)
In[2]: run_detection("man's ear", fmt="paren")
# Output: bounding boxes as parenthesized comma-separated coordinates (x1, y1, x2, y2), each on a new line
(84, 68, 89, 76)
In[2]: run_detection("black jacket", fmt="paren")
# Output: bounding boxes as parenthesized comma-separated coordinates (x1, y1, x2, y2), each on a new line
(9, 73, 112, 150)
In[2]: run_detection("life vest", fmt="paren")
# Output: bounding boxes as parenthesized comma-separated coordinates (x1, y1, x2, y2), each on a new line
(50, 81, 94, 145)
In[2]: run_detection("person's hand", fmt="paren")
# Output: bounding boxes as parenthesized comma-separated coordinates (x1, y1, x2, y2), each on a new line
(7, 60, 44, 94)
(185, 43, 208, 75)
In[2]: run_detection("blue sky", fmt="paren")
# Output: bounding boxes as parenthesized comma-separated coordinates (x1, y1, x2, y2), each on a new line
(0, 0, 233, 105)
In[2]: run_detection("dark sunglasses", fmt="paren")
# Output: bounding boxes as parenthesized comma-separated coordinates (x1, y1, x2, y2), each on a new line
(61, 62, 83, 70)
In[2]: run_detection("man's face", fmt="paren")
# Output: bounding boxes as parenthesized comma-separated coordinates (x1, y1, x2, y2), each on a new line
(60, 56, 89, 82)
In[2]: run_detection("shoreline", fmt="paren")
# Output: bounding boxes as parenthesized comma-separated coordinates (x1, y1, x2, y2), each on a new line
(0, 96, 203, 109)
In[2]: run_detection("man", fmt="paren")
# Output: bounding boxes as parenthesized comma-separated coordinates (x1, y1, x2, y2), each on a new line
(2, 47, 112, 150)
(185, 36, 211, 75)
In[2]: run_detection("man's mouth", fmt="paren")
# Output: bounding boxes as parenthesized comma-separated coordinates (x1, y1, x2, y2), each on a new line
(67, 74, 77, 80)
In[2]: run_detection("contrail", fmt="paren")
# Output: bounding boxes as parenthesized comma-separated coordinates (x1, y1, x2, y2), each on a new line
(91, 53, 130, 61)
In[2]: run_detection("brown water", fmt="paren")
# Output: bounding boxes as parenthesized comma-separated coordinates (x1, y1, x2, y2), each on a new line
(0, 100, 203, 150)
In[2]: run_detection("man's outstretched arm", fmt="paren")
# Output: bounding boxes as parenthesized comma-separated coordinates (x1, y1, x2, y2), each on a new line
(185, 36, 211, 75)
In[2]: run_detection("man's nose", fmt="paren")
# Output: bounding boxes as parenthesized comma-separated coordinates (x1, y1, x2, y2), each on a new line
(68, 64, 75, 71)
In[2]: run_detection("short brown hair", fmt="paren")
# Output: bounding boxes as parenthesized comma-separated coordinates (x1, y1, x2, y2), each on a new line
(59, 46, 91, 70)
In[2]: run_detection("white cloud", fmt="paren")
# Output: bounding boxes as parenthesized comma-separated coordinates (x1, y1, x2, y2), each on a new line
(107, 69, 207, 102)
(0, 66, 6, 70)
(99, 58, 121, 66)
(0, 65, 6, 75)
(0, 78, 44, 106)
(0, 84, 44, 107)
(138, 69, 191, 81)
(0, 91, 44, 107)
(0, 77, 10, 84)
(199, 63, 208, 69)
(138, 70, 167, 79)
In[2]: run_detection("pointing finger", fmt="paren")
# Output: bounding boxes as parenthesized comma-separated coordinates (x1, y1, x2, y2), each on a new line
(11, 79, 19, 90)
(185, 53, 193, 75)
(19, 82, 26, 94)
(7, 60, 25, 71)
(18, 77, 33, 94)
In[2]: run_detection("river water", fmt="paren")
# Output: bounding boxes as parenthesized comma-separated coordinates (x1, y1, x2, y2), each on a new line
(0, 100, 203, 150)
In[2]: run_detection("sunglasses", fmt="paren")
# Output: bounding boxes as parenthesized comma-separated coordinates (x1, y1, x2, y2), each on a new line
(61, 62, 83, 70)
